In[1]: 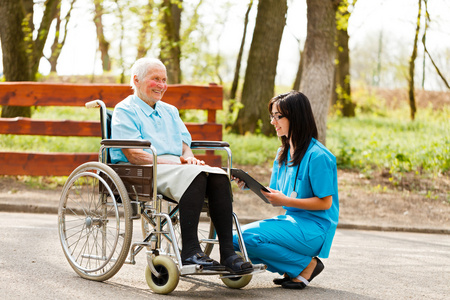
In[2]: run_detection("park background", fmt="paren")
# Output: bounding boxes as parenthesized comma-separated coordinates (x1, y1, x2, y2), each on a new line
(0, 0, 449, 230)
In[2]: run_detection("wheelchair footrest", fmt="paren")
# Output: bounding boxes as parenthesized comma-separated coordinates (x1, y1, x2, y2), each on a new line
(219, 264, 267, 278)
(180, 264, 204, 275)
(180, 263, 266, 277)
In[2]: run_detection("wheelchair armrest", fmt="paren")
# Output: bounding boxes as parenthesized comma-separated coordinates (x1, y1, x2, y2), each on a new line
(191, 141, 230, 148)
(101, 139, 152, 147)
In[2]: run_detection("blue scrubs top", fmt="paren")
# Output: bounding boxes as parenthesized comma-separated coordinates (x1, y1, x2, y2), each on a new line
(270, 138, 339, 258)
(110, 95, 192, 163)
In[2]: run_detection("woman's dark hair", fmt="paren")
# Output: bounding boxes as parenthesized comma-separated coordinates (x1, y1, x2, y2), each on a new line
(268, 91, 318, 166)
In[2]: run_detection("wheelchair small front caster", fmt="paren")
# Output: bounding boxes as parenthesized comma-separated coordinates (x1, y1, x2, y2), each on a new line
(145, 256, 179, 294)
(221, 251, 252, 289)
(221, 273, 252, 289)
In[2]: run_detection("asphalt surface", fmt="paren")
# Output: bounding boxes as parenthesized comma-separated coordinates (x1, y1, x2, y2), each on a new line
(1, 185, 449, 299)
(0, 185, 450, 299)
(1, 212, 449, 300)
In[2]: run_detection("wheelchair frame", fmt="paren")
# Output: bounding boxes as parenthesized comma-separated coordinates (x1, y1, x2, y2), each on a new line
(57, 100, 265, 294)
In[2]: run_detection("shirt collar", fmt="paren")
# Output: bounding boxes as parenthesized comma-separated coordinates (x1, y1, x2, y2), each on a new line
(133, 95, 160, 117)
(308, 138, 317, 151)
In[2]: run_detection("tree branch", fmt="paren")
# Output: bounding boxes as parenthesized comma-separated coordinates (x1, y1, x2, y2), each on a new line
(31, 0, 60, 76)
(423, 45, 450, 89)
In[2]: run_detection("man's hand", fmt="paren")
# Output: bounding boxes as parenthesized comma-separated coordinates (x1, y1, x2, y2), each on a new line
(180, 156, 205, 165)
(231, 176, 249, 190)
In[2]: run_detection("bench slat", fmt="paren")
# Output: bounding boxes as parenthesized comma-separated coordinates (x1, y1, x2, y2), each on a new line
(0, 152, 222, 176)
(0, 118, 100, 137)
(0, 152, 98, 176)
(0, 118, 222, 139)
(0, 82, 222, 110)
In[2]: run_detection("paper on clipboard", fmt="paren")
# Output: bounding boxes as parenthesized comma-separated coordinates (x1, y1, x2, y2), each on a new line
(223, 168, 270, 204)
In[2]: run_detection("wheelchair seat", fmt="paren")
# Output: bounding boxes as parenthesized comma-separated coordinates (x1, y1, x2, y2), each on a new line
(99, 107, 155, 201)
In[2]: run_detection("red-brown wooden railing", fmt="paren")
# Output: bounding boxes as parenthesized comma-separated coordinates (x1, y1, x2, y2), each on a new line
(0, 82, 223, 176)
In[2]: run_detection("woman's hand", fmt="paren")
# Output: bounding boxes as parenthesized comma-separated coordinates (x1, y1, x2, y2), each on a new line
(261, 187, 289, 206)
(180, 156, 205, 165)
(261, 187, 333, 210)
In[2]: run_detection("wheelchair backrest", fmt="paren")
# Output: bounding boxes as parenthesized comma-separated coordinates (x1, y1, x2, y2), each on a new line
(100, 107, 113, 140)
(100, 107, 113, 163)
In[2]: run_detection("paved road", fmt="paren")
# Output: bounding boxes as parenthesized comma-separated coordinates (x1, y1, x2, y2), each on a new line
(0, 212, 449, 299)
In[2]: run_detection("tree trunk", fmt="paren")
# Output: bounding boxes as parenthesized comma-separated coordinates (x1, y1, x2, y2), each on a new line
(333, 0, 356, 117)
(30, 0, 60, 77)
(22, 0, 35, 32)
(49, 13, 62, 72)
(114, 0, 126, 83)
(94, 0, 111, 71)
(335, 22, 355, 117)
(230, 0, 253, 101)
(231, 0, 287, 135)
(299, 0, 337, 145)
(408, 0, 421, 121)
(292, 48, 304, 90)
(0, 0, 32, 117)
(160, 0, 182, 84)
(0, 0, 61, 117)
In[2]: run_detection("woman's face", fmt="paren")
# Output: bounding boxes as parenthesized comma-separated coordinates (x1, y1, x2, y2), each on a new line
(270, 104, 290, 138)
(134, 65, 168, 107)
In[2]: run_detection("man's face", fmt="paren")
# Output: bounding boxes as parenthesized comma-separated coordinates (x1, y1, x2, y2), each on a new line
(135, 65, 168, 106)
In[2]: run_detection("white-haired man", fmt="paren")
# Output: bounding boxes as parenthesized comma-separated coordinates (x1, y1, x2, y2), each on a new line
(110, 58, 253, 275)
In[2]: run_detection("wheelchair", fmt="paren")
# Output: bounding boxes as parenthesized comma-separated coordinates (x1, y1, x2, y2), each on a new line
(57, 99, 266, 294)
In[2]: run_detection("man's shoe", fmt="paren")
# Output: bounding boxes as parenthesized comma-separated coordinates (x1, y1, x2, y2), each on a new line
(182, 253, 225, 271)
(221, 253, 254, 275)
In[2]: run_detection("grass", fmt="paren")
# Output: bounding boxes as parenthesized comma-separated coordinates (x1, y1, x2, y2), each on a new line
(222, 133, 279, 165)
(327, 106, 450, 177)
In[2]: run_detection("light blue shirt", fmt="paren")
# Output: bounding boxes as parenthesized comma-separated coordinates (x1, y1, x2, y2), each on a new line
(270, 138, 339, 258)
(110, 95, 192, 163)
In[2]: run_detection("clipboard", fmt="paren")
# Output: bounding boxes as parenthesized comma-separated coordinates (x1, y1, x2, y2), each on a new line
(223, 168, 270, 204)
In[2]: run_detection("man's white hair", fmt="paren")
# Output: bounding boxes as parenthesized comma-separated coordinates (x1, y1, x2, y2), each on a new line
(130, 58, 166, 91)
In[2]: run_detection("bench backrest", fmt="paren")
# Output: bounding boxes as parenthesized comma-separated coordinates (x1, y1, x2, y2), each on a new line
(0, 82, 223, 176)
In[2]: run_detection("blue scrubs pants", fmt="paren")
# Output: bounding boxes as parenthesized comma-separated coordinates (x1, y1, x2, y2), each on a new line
(233, 214, 326, 278)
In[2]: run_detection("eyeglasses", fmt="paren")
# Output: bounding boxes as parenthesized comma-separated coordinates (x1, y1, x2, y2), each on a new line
(269, 114, 285, 121)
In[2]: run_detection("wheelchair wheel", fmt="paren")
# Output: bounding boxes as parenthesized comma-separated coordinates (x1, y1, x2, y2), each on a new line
(58, 162, 133, 281)
(221, 274, 252, 289)
(141, 203, 216, 256)
(145, 255, 179, 294)
(221, 252, 252, 289)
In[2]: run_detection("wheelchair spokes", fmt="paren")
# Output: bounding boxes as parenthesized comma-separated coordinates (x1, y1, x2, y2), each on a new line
(58, 162, 133, 281)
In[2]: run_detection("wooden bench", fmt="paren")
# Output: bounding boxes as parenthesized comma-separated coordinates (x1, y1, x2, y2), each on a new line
(0, 82, 223, 176)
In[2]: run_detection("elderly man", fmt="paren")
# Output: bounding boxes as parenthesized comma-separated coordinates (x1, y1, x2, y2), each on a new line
(110, 58, 253, 275)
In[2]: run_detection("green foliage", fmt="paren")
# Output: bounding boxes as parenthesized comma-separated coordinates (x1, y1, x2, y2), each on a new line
(0, 135, 101, 153)
(327, 106, 450, 179)
(15, 175, 68, 190)
(217, 99, 244, 127)
(336, 0, 350, 31)
(0, 106, 101, 153)
(352, 88, 388, 116)
(222, 132, 280, 165)
(32, 106, 99, 121)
